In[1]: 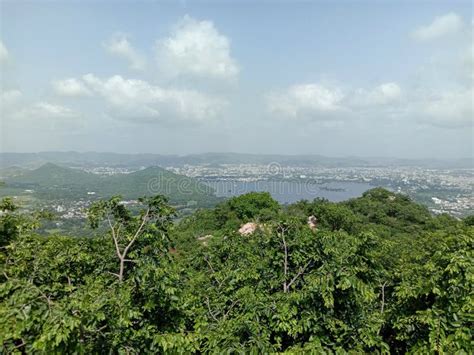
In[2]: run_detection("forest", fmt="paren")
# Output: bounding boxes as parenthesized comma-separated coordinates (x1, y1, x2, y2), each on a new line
(0, 188, 472, 353)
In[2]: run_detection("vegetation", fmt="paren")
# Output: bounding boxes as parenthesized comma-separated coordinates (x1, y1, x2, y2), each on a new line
(1, 163, 219, 207)
(0, 188, 472, 353)
(0, 163, 220, 214)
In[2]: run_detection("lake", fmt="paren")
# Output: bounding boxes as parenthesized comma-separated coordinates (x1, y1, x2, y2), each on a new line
(203, 180, 375, 204)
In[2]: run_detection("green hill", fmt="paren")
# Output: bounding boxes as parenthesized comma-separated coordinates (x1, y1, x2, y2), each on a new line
(10, 163, 98, 187)
(102, 166, 217, 206)
(3, 163, 218, 206)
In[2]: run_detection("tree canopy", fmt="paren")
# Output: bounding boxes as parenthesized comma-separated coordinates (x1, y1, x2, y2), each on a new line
(0, 189, 472, 353)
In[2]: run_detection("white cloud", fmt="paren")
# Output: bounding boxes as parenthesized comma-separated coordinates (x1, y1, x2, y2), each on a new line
(417, 88, 473, 128)
(34, 102, 78, 118)
(412, 13, 464, 41)
(352, 82, 402, 106)
(7, 101, 85, 129)
(18, 102, 80, 121)
(81, 74, 227, 123)
(155, 15, 239, 81)
(52, 78, 91, 97)
(266, 84, 344, 120)
(104, 34, 146, 71)
(0, 40, 8, 62)
(1, 89, 22, 107)
(265, 81, 473, 128)
(266, 82, 401, 121)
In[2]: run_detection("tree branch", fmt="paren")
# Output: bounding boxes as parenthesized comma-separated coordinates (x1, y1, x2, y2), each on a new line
(380, 282, 388, 314)
(122, 209, 150, 258)
(222, 299, 239, 320)
(204, 256, 222, 288)
(205, 296, 219, 322)
(107, 214, 122, 259)
(107, 271, 121, 279)
(279, 226, 289, 292)
(286, 261, 311, 291)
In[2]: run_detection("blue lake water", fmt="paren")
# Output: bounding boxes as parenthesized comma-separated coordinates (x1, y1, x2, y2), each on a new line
(203, 180, 375, 204)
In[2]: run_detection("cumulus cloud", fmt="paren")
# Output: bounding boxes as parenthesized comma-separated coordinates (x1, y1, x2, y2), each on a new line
(266, 82, 402, 121)
(104, 34, 146, 70)
(17, 102, 80, 120)
(33, 102, 79, 118)
(1, 89, 22, 107)
(155, 15, 239, 81)
(266, 84, 344, 120)
(81, 74, 227, 123)
(52, 78, 91, 97)
(412, 13, 464, 41)
(417, 88, 473, 128)
(265, 81, 472, 128)
(352, 82, 402, 106)
(0, 40, 8, 62)
(7, 101, 85, 129)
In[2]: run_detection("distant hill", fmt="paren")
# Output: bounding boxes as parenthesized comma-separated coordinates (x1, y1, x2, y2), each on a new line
(11, 163, 97, 187)
(0, 166, 27, 179)
(3, 163, 219, 207)
(1, 152, 472, 169)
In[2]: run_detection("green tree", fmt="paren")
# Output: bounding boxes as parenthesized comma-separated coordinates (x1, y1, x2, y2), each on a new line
(87, 195, 175, 282)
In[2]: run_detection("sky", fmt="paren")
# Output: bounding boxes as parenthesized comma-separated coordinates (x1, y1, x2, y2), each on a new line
(0, 0, 473, 159)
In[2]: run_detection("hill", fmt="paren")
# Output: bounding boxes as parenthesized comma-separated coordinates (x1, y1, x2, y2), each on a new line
(2, 163, 219, 207)
(1, 151, 472, 169)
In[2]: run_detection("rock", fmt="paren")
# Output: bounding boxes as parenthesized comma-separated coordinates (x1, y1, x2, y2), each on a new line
(307, 215, 318, 230)
(238, 222, 258, 236)
(197, 234, 213, 246)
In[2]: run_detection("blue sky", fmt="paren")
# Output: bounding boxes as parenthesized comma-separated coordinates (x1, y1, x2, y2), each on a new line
(1, 0, 472, 158)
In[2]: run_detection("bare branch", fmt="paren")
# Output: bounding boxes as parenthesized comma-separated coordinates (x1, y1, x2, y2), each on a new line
(123, 259, 137, 263)
(13, 340, 26, 350)
(286, 261, 311, 291)
(279, 227, 289, 292)
(122, 209, 150, 258)
(204, 256, 222, 288)
(107, 214, 122, 259)
(36, 288, 53, 310)
(222, 299, 239, 320)
(107, 271, 121, 279)
(380, 282, 388, 314)
(205, 296, 219, 322)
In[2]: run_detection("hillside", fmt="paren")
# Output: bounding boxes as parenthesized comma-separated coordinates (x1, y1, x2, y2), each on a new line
(0, 188, 472, 353)
(102, 166, 218, 206)
(10, 163, 98, 187)
(3, 163, 219, 206)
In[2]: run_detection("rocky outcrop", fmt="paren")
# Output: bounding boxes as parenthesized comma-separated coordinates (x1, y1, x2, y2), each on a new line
(307, 215, 318, 231)
(238, 222, 258, 236)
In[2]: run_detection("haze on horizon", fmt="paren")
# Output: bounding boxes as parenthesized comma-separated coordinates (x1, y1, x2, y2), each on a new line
(0, 0, 473, 159)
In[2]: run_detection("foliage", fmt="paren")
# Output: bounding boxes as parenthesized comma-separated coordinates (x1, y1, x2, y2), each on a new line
(0, 197, 52, 248)
(0, 188, 472, 353)
(2, 163, 220, 208)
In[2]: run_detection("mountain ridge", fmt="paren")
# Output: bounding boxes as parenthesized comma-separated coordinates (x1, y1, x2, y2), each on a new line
(1, 152, 472, 169)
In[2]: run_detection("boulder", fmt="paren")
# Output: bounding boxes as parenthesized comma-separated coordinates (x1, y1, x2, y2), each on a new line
(238, 222, 258, 236)
(307, 215, 318, 231)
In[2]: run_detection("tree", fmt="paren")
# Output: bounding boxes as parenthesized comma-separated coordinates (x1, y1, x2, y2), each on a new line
(87, 195, 175, 282)
(1, 188, 472, 353)
(1, 195, 188, 353)
(0, 197, 52, 248)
